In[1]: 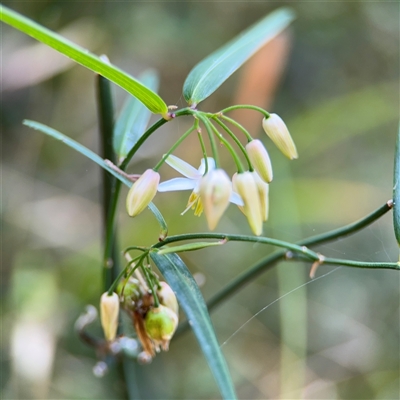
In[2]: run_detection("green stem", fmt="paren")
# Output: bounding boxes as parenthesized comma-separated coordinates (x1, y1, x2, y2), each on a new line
(153, 123, 196, 171)
(120, 118, 168, 169)
(174, 201, 393, 335)
(220, 104, 270, 118)
(322, 258, 400, 269)
(97, 75, 120, 290)
(213, 117, 252, 171)
(153, 233, 321, 261)
(287, 253, 400, 270)
(301, 200, 393, 247)
(219, 115, 253, 141)
(209, 201, 393, 310)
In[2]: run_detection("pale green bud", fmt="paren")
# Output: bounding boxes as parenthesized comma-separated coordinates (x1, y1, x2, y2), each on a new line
(199, 169, 232, 230)
(145, 305, 178, 351)
(262, 114, 298, 160)
(232, 172, 263, 236)
(246, 140, 273, 183)
(100, 292, 119, 341)
(126, 169, 160, 217)
(157, 282, 179, 316)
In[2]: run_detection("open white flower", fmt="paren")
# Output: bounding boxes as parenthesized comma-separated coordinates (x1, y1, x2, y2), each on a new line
(158, 155, 243, 216)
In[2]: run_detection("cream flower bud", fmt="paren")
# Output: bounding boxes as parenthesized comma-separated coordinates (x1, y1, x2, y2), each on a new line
(199, 169, 232, 230)
(246, 139, 273, 183)
(145, 305, 178, 351)
(262, 114, 298, 160)
(157, 282, 179, 316)
(100, 292, 119, 341)
(253, 172, 269, 222)
(232, 172, 263, 236)
(126, 169, 160, 217)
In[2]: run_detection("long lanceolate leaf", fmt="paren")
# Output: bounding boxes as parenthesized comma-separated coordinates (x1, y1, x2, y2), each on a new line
(0, 5, 168, 116)
(183, 7, 295, 106)
(23, 120, 168, 233)
(150, 252, 237, 400)
(114, 70, 159, 161)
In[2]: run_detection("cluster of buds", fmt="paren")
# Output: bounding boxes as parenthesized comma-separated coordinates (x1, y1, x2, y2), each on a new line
(99, 276, 179, 361)
(125, 113, 297, 236)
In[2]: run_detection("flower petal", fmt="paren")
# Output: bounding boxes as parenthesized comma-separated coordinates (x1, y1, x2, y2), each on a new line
(158, 177, 196, 192)
(229, 191, 244, 206)
(165, 155, 199, 178)
(198, 158, 216, 175)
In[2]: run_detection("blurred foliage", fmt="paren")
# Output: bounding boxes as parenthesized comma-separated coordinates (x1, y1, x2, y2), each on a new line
(1, 1, 399, 399)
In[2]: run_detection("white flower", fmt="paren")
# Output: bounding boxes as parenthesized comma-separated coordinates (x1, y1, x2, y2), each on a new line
(158, 155, 243, 216)
(200, 169, 232, 230)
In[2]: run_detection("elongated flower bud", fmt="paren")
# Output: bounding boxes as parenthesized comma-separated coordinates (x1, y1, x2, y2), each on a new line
(126, 169, 160, 217)
(145, 305, 178, 351)
(262, 114, 298, 160)
(157, 282, 179, 316)
(100, 292, 119, 341)
(199, 169, 232, 230)
(232, 172, 263, 236)
(253, 172, 269, 222)
(246, 139, 273, 183)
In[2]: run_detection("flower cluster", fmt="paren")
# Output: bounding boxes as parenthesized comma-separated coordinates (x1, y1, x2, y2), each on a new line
(125, 113, 297, 236)
(100, 279, 179, 358)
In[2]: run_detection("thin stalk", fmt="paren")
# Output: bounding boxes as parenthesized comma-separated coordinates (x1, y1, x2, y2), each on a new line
(206, 119, 245, 173)
(124, 246, 148, 253)
(301, 200, 393, 247)
(107, 254, 144, 295)
(220, 104, 270, 118)
(219, 115, 253, 141)
(197, 128, 208, 168)
(97, 75, 120, 290)
(141, 265, 160, 307)
(153, 123, 196, 171)
(196, 114, 220, 168)
(213, 117, 252, 170)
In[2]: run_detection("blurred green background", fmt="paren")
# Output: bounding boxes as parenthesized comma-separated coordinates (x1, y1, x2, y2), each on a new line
(1, 2, 399, 399)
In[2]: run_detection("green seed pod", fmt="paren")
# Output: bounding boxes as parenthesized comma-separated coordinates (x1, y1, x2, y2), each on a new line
(157, 282, 179, 316)
(117, 277, 140, 310)
(144, 305, 178, 350)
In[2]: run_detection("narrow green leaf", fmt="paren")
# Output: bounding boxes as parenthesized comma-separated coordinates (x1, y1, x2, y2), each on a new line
(150, 252, 237, 400)
(393, 125, 400, 254)
(114, 70, 159, 160)
(183, 7, 295, 106)
(1, 5, 168, 116)
(22, 120, 168, 231)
